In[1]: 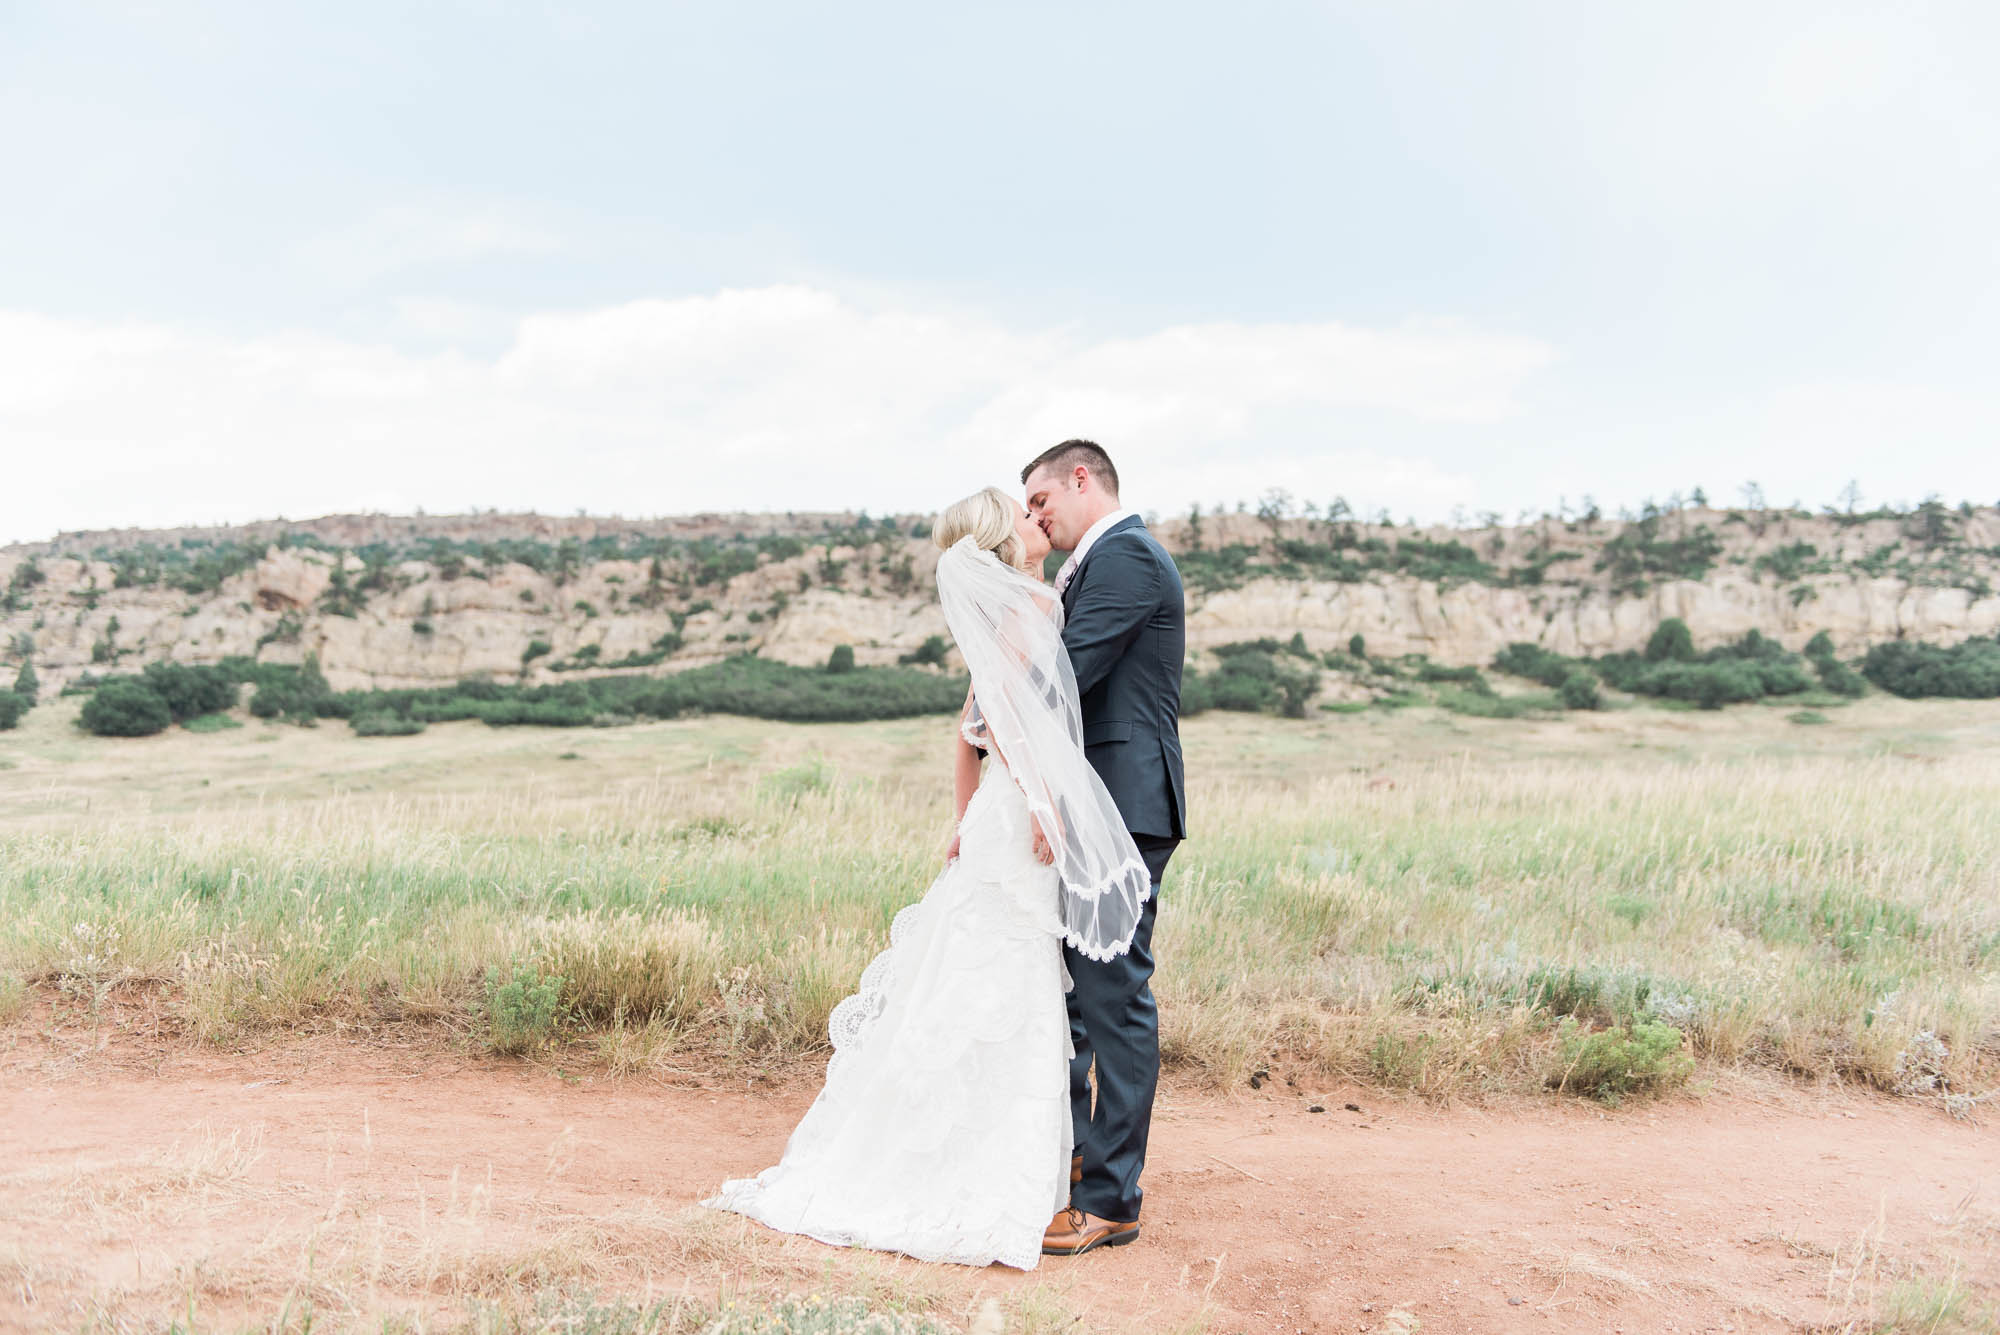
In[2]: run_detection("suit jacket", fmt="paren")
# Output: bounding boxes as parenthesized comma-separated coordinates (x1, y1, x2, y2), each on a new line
(1059, 515, 1187, 840)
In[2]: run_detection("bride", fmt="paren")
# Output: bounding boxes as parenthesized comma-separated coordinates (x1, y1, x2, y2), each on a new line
(704, 486, 1154, 1270)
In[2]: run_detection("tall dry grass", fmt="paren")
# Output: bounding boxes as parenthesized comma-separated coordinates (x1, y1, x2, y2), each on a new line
(4, 711, 1996, 1101)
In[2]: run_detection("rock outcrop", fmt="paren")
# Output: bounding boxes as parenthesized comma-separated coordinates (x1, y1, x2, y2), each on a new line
(3, 507, 1995, 694)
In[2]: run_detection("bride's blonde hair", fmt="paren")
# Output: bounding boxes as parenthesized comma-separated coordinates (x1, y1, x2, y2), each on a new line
(933, 486, 1028, 571)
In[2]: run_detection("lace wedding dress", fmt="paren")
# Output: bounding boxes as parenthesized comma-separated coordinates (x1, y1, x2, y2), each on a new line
(704, 538, 1151, 1270)
(703, 761, 1073, 1269)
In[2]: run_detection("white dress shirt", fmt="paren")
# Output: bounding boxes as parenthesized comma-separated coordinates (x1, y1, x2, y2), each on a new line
(1054, 507, 1140, 598)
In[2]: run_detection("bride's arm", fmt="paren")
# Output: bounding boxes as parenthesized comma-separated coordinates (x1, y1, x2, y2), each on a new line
(946, 689, 983, 864)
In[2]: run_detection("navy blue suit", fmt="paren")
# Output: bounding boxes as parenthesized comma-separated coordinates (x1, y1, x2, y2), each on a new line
(1058, 515, 1185, 1222)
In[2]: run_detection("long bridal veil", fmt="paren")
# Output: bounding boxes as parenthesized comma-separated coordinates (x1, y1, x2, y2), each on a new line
(935, 537, 1153, 962)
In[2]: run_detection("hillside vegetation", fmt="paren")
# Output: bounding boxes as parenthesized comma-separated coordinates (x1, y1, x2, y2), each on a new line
(3, 498, 1998, 738)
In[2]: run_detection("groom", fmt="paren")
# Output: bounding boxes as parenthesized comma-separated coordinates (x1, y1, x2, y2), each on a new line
(1021, 440, 1186, 1257)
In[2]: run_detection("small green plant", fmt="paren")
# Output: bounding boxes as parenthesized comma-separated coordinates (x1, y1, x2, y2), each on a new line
(0, 971, 24, 1024)
(1549, 1018, 1693, 1105)
(1788, 709, 1829, 725)
(826, 644, 856, 673)
(182, 712, 243, 733)
(0, 690, 25, 731)
(1348, 633, 1366, 658)
(485, 960, 565, 1055)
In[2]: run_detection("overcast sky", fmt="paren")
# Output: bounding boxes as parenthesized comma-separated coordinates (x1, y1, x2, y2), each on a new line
(3, 1, 1996, 543)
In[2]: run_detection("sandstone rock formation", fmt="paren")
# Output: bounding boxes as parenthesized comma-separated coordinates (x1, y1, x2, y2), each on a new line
(4, 506, 1995, 694)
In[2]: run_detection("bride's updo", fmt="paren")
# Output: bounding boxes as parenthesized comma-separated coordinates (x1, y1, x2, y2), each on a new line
(933, 486, 1027, 571)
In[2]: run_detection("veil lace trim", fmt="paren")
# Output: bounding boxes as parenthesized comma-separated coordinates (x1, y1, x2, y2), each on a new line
(936, 537, 1153, 962)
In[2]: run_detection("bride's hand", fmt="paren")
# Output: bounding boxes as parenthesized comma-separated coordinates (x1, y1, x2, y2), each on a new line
(944, 831, 961, 867)
(1030, 816, 1055, 866)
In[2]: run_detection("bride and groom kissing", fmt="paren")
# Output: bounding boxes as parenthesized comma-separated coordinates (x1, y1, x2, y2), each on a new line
(707, 439, 1187, 1269)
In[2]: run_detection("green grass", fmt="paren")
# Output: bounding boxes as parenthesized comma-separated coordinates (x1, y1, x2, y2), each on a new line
(2, 700, 1997, 1102)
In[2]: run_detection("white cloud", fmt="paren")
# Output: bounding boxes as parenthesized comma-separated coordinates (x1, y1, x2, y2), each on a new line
(0, 288, 1552, 541)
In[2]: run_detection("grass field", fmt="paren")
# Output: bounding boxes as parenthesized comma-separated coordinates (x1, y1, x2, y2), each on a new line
(5, 690, 1996, 1109)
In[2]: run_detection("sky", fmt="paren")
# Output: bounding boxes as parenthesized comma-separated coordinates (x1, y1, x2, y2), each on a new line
(2, 1, 1996, 544)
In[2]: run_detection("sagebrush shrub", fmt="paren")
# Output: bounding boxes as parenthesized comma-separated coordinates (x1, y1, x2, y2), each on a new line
(1550, 1018, 1693, 1104)
(486, 961, 565, 1055)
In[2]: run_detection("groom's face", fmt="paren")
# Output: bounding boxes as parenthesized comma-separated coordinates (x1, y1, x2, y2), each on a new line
(1024, 465, 1087, 551)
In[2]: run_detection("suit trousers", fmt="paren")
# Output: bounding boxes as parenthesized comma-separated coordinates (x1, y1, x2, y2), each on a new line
(1065, 834, 1178, 1222)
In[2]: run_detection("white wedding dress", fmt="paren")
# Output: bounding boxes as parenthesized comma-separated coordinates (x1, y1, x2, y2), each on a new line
(703, 761, 1073, 1269)
(704, 537, 1152, 1271)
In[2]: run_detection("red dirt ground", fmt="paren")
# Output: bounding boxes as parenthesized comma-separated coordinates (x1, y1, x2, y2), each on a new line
(3, 1029, 1995, 1334)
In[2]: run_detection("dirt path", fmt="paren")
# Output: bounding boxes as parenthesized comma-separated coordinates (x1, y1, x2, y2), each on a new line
(3, 1033, 1995, 1334)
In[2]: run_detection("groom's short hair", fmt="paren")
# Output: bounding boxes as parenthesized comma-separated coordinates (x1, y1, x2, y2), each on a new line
(1021, 439, 1120, 498)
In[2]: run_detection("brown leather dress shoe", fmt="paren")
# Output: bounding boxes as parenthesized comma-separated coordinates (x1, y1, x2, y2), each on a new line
(1041, 1205, 1140, 1256)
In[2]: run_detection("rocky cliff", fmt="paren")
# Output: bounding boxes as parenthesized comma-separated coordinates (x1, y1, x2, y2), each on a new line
(3, 505, 1996, 693)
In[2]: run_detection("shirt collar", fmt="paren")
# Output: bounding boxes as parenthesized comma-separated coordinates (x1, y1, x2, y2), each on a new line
(1064, 508, 1138, 575)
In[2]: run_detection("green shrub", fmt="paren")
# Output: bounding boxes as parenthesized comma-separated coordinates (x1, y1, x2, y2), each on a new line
(1862, 635, 2000, 699)
(486, 961, 565, 1055)
(1192, 642, 1320, 717)
(1416, 661, 1487, 688)
(1644, 617, 1696, 663)
(1348, 633, 1366, 658)
(1559, 668, 1603, 710)
(10, 661, 36, 707)
(0, 691, 26, 730)
(897, 635, 948, 668)
(1811, 655, 1866, 697)
(522, 639, 553, 665)
(826, 644, 856, 673)
(1492, 641, 1577, 689)
(1549, 1018, 1693, 1105)
(1788, 710, 1829, 725)
(1176, 543, 1260, 593)
(79, 679, 172, 736)
(351, 712, 426, 737)
(1594, 523, 1724, 595)
(181, 712, 243, 733)
(1626, 661, 1765, 709)
(248, 656, 342, 723)
(139, 661, 238, 721)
